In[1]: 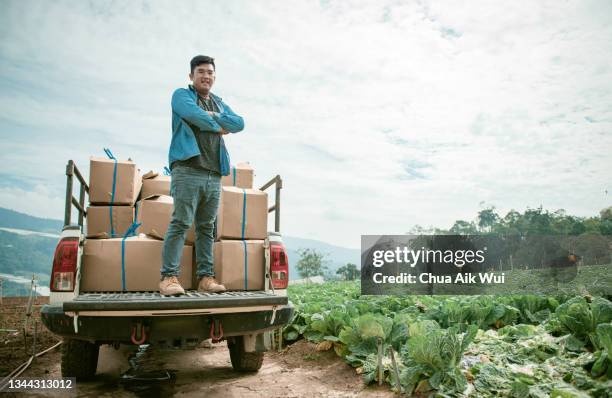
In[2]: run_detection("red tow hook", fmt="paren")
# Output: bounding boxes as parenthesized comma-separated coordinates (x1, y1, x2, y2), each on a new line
(210, 319, 224, 343)
(131, 322, 147, 345)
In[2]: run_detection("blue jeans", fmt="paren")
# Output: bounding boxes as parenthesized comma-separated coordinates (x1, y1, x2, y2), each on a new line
(161, 165, 221, 280)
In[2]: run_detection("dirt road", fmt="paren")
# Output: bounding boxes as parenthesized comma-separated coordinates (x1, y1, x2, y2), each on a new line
(10, 339, 394, 397)
(2, 297, 393, 397)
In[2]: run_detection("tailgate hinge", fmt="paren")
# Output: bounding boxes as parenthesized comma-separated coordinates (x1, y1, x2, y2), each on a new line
(270, 305, 278, 325)
(73, 313, 79, 334)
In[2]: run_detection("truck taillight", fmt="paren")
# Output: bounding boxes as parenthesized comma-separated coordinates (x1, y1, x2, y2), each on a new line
(270, 241, 288, 289)
(50, 237, 79, 292)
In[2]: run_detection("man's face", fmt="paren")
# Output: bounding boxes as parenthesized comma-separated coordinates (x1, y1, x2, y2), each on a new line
(190, 63, 215, 94)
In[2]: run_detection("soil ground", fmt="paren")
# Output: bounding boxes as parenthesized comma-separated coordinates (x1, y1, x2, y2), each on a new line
(1, 297, 394, 397)
(0, 296, 60, 377)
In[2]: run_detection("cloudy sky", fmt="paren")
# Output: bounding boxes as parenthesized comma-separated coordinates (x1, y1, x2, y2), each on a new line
(1, 0, 611, 248)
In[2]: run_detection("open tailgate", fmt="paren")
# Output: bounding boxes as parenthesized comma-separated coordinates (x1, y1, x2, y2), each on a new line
(63, 291, 288, 312)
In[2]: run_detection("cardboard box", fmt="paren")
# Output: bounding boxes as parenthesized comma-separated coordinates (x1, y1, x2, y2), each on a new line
(217, 187, 268, 240)
(141, 170, 171, 199)
(213, 240, 265, 290)
(137, 195, 195, 244)
(86, 205, 134, 238)
(221, 162, 254, 189)
(80, 237, 192, 292)
(89, 156, 142, 205)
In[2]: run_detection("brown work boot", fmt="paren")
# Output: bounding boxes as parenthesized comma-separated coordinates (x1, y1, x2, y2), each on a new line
(159, 276, 185, 295)
(198, 276, 226, 293)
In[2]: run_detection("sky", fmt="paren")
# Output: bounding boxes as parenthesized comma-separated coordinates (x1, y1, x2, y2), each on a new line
(0, 0, 611, 249)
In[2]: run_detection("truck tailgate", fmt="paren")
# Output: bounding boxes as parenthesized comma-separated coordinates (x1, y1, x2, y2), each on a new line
(64, 291, 287, 312)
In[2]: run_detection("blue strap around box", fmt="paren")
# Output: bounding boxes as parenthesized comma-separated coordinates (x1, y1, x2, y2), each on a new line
(241, 189, 247, 289)
(121, 222, 141, 291)
(133, 201, 139, 231)
(232, 166, 237, 186)
(103, 148, 118, 238)
(241, 189, 247, 239)
(242, 240, 248, 290)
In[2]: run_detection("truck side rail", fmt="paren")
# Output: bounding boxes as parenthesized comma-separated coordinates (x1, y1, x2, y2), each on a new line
(65, 160, 279, 233)
(260, 175, 282, 233)
(64, 160, 89, 229)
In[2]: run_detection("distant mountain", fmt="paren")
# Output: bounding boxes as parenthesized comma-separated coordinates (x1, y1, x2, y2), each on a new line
(0, 277, 46, 297)
(0, 207, 63, 234)
(282, 236, 360, 280)
(0, 229, 55, 296)
(0, 230, 56, 276)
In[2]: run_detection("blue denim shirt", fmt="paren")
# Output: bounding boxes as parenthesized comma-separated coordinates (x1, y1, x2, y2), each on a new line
(169, 85, 244, 176)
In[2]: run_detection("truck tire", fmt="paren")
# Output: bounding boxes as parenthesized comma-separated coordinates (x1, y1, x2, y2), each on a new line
(61, 339, 99, 380)
(228, 336, 264, 372)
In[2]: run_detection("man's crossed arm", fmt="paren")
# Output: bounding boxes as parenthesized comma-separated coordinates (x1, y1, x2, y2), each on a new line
(208, 102, 244, 134)
(171, 89, 245, 135)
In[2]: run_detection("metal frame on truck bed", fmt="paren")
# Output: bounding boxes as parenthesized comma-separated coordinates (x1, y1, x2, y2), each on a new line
(41, 160, 293, 380)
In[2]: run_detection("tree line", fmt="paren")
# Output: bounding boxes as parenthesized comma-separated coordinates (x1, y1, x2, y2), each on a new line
(295, 206, 612, 279)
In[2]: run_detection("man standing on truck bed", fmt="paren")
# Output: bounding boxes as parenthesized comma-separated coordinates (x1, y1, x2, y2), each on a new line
(160, 55, 245, 295)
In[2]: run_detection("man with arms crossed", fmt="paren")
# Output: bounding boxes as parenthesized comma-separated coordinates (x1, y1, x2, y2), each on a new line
(160, 55, 244, 295)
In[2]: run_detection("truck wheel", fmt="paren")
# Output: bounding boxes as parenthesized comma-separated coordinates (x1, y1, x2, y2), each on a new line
(228, 336, 264, 372)
(61, 339, 99, 380)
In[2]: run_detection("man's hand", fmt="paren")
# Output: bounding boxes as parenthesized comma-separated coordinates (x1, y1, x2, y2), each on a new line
(206, 111, 227, 134)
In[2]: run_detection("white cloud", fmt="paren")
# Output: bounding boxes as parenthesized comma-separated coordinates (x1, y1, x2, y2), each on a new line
(0, 185, 65, 220)
(0, 0, 611, 248)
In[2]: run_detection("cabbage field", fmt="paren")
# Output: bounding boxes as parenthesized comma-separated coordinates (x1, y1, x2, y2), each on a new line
(283, 281, 612, 397)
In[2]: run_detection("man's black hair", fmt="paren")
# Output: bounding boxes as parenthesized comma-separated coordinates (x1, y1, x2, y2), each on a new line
(190, 55, 215, 73)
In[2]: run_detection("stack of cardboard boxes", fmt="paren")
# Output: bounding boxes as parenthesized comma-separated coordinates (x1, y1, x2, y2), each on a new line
(82, 157, 192, 292)
(214, 162, 269, 291)
(81, 158, 268, 293)
(86, 157, 140, 239)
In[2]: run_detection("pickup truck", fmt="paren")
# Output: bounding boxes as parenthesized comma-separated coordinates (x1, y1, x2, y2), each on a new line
(41, 160, 293, 379)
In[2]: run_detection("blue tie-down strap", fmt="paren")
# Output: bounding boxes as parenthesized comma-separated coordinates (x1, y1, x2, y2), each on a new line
(241, 189, 247, 239)
(103, 148, 118, 237)
(133, 202, 139, 228)
(232, 166, 237, 186)
(242, 240, 248, 290)
(103, 148, 116, 160)
(121, 222, 141, 291)
(240, 189, 248, 289)
(163, 166, 171, 176)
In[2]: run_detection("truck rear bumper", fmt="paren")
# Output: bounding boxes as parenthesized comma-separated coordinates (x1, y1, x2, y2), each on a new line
(41, 303, 293, 347)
